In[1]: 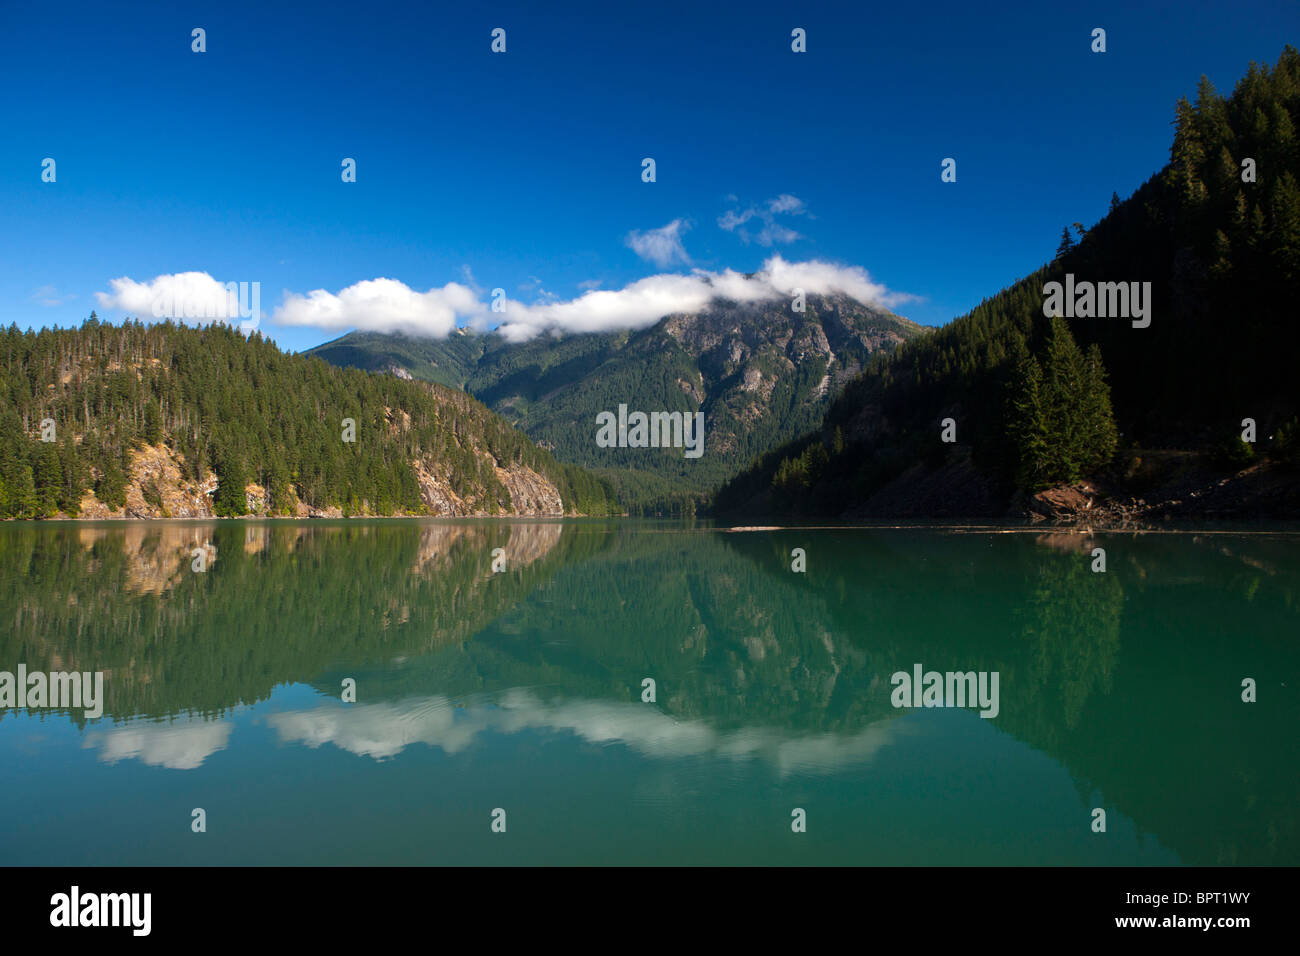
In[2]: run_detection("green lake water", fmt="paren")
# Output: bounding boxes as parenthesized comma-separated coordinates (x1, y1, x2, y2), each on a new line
(0, 520, 1296, 865)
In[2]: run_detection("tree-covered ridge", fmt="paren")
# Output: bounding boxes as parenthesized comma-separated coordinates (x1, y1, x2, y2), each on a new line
(0, 318, 618, 518)
(717, 47, 1300, 517)
(309, 292, 922, 514)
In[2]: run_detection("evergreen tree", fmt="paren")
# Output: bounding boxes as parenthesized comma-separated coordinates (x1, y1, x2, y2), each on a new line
(1078, 343, 1119, 472)
(1168, 95, 1208, 207)
(57, 437, 86, 514)
(32, 441, 62, 516)
(1007, 336, 1050, 489)
(1268, 171, 1300, 283)
(213, 443, 248, 517)
(96, 455, 127, 510)
(8, 464, 37, 518)
(1041, 317, 1088, 482)
(143, 397, 163, 445)
(1055, 227, 1076, 259)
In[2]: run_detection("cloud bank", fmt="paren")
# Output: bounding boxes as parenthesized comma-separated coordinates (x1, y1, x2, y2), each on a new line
(97, 257, 913, 343)
(488, 254, 913, 342)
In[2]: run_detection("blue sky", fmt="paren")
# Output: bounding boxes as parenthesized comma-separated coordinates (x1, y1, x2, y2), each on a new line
(3, 0, 1296, 352)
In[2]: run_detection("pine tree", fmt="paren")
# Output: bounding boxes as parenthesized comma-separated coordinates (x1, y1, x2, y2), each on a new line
(32, 441, 62, 516)
(1268, 170, 1300, 283)
(1078, 344, 1119, 472)
(95, 455, 127, 510)
(8, 464, 37, 518)
(57, 437, 87, 514)
(1041, 317, 1087, 482)
(1007, 336, 1049, 489)
(143, 397, 163, 445)
(212, 444, 248, 517)
(1168, 95, 1208, 207)
(1055, 227, 1076, 260)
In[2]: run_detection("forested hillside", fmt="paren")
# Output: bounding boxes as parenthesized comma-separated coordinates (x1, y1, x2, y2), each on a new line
(717, 48, 1300, 519)
(0, 318, 617, 518)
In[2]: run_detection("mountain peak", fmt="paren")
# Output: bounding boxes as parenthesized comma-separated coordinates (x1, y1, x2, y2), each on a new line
(309, 295, 923, 511)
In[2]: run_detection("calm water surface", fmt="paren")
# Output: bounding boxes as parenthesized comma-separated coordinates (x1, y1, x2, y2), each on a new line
(1, 520, 1296, 865)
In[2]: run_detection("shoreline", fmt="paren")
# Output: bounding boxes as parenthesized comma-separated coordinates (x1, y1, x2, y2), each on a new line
(4, 516, 1297, 535)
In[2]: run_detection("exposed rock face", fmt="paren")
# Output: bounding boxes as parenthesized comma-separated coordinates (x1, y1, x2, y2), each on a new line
(412, 458, 467, 516)
(63, 444, 570, 520)
(409, 458, 565, 517)
(495, 465, 564, 516)
(77, 445, 218, 520)
(658, 294, 917, 422)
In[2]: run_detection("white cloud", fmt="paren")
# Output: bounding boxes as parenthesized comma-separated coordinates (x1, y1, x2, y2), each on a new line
(717, 208, 756, 231)
(493, 270, 752, 342)
(274, 277, 483, 337)
(767, 194, 806, 215)
(99, 256, 912, 343)
(759, 254, 913, 308)
(718, 194, 809, 246)
(96, 271, 258, 325)
(625, 218, 691, 267)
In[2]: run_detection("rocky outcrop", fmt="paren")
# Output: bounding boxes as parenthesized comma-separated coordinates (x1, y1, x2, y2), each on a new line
(77, 444, 218, 519)
(60, 443, 571, 520)
(1016, 460, 1300, 525)
(1026, 483, 1098, 520)
(496, 465, 564, 516)
(410, 458, 566, 517)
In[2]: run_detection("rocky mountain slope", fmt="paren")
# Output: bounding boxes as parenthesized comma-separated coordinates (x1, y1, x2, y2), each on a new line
(309, 292, 922, 510)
